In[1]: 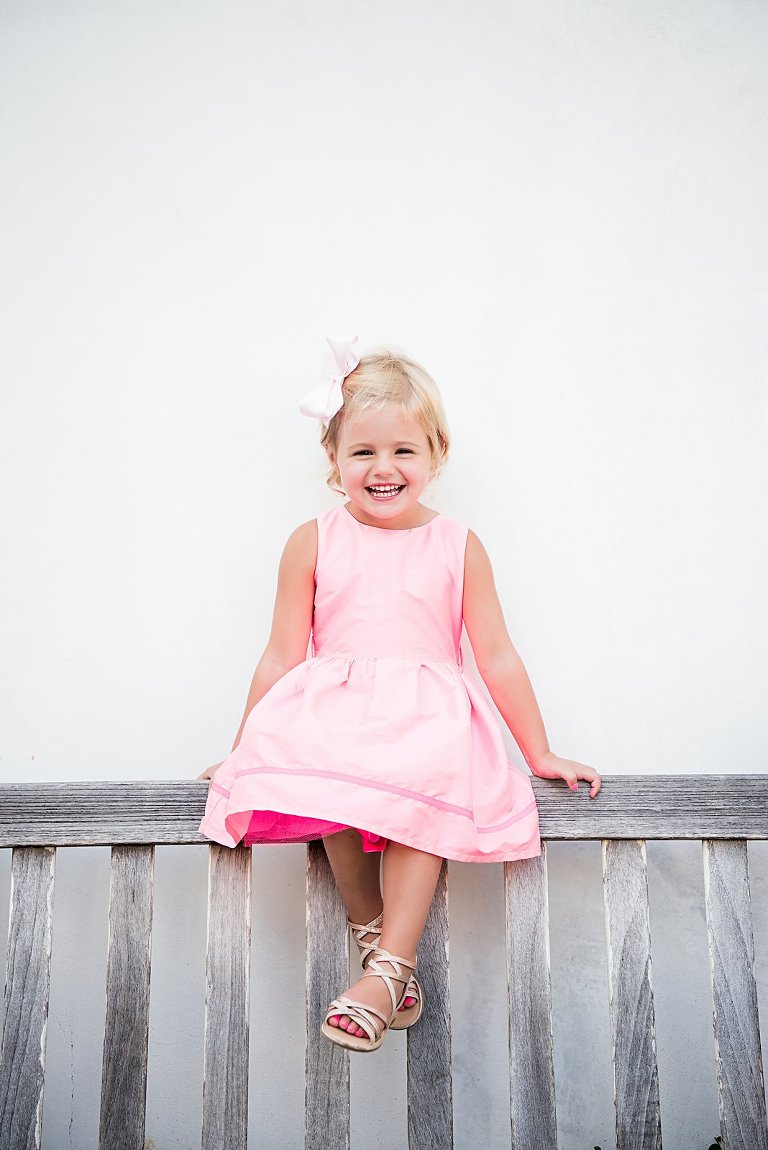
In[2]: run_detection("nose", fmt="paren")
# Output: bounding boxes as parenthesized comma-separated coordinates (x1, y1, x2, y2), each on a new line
(372, 453, 396, 477)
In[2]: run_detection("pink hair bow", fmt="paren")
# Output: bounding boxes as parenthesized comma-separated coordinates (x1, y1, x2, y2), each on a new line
(298, 335, 360, 426)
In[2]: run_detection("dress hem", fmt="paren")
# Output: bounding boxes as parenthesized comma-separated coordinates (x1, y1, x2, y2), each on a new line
(199, 786, 542, 864)
(200, 822, 542, 864)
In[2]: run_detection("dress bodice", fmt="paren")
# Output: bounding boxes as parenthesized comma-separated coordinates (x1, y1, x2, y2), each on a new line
(311, 504, 468, 664)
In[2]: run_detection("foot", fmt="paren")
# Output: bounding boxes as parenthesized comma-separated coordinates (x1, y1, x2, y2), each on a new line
(327, 953, 416, 1041)
(349, 913, 417, 1013)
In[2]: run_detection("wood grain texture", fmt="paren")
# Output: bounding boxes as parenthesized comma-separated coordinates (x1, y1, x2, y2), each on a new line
(602, 840, 662, 1150)
(0, 847, 55, 1150)
(2, 776, 768, 846)
(201, 843, 252, 1150)
(3, 778, 768, 1150)
(703, 840, 768, 1150)
(99, 845, 154, 1150)
(533, 775, 768, 840)
(407, 859, 453, 1150)
(304, 840, 350, 1150)
(505, 848, 557, 1150)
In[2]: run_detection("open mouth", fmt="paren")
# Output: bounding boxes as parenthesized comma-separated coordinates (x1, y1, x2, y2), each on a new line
(365, 484, 405, 500)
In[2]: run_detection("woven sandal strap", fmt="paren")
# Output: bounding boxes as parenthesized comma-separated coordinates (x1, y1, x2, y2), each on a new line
(347, 911, 384, 936)
(403, 975, 420, 1001)
(365, 948, 416, 973)
(331, 996, 390, 1025)
(362, 948, 418, 1014)
(348, 913, 383, 968)
(325, 996, 389, 1043)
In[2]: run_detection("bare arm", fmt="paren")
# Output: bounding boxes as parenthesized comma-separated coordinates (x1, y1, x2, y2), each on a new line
(462, 530, 601, 798)
(198, 519, 317, 778)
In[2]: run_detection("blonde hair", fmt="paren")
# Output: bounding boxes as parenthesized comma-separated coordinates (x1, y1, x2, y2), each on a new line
(320, 348, 451, 492)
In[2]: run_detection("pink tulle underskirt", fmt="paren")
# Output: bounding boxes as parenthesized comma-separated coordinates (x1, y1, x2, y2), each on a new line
(242, 809, 387, 852)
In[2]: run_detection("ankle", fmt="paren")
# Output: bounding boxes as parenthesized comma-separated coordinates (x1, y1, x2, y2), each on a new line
(378, 943, 417, 967)
(347, 903, 383, 926)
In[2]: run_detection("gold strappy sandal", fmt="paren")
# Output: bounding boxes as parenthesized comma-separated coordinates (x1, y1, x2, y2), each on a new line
(347, 912, 423, 1030)
(322, 946, 418, 1053)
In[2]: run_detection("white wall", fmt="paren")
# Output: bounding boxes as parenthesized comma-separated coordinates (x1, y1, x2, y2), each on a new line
(2, 0, 767, 1146)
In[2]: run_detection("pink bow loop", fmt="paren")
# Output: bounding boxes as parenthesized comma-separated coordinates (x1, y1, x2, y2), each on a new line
(299, 335, 360, 425)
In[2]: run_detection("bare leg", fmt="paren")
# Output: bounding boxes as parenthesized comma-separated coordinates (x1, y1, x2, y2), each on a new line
(380, 841, 444, 958)
(322, 828, 383, 925)
(328, 840, 443, 1039)
(321, 828, 386, 1000)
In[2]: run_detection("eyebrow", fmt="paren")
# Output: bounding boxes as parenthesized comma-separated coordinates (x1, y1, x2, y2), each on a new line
(347, 441, 421, 449)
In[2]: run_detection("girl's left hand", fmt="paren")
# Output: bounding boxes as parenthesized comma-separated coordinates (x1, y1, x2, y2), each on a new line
(197, 762, 223, 782)
(530, 752, 602, 798)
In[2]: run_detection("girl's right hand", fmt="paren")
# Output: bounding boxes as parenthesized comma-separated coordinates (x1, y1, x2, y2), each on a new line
(531, 751, 602, 798)
(197, 762, 223, 781)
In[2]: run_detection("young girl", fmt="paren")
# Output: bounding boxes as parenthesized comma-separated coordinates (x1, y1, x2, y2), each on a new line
(198, 335, 601, 1053)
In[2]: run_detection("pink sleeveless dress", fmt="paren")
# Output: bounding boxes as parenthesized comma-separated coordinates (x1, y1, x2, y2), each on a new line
(198, 504, 541, 863)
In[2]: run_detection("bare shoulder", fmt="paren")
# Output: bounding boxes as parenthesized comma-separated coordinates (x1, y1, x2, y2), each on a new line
(462, 527, 512, 670)
(464, 529, 495, 578)
(280, 519, 318, 572)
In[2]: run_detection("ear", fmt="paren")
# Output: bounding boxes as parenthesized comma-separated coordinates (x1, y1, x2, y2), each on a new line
(325, 449, 343, 491)
(429, 434, 447, 478)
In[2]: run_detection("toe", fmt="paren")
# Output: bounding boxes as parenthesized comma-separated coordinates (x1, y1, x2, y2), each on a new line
(339, 1015, 366, 1038)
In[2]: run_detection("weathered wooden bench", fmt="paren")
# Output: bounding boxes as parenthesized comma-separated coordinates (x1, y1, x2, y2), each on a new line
(1, 777, 767, 1150)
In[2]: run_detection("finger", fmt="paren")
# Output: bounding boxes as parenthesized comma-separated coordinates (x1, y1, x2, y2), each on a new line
(575, 764, 601, 798)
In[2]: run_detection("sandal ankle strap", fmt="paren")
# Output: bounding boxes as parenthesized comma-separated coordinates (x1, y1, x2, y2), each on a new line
(362, 946, 418, 1015)
(347, 911, 383, 935)
(348, 911, 384, 969)
(365, 946, 416, 973)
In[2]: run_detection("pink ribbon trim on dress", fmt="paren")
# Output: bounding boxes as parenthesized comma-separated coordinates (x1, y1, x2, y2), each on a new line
(218, 764, 538, 834)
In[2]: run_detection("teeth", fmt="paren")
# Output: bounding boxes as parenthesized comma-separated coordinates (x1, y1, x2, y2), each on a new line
(367, 484, 404, 499)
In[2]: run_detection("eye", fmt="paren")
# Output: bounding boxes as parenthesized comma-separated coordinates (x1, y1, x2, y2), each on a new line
(352, 449, 373, 456)
(396, 448, 414, 455)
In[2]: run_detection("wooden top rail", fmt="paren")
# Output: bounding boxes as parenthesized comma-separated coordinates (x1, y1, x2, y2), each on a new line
(1, 774, 767, 846)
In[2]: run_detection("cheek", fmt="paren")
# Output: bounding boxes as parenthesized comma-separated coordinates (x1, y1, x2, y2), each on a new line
(338, 460, 364, 485)
(406, 458, 430, 480)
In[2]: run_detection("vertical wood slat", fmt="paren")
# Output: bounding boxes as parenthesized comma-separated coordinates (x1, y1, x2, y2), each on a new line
(0, 847, 56, 1150)
(602, 840, 662, 1150)
(305, 840, 350, 1150)
(703, 839, 768, 1150)
(202, 843, 252, 1150)
(407, 859, 453, 1150)
(99, 845, 154, 1150)
(505, 847, 557, 1150)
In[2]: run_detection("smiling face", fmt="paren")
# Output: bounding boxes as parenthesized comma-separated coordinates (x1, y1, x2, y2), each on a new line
(330, 408, 434, 529)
